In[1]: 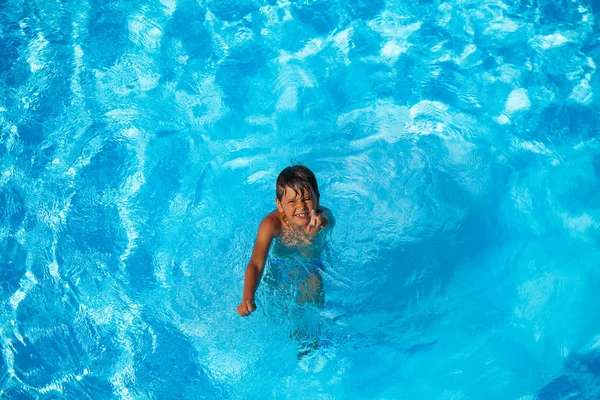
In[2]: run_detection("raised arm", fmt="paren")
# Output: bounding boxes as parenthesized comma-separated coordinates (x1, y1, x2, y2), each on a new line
(319, 206, 335, 229)
(305, 206, 335, 233)
(237, 215, 278, 317)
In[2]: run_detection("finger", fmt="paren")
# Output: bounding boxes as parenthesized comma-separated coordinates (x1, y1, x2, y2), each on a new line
(308, 209, 318, 229)
(244, 301, 256, 315)
(314, 215, 323, 227)
(239, 303, 252, 316)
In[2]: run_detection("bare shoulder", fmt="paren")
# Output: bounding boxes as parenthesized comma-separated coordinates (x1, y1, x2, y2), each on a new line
(258, 210, 283, 237)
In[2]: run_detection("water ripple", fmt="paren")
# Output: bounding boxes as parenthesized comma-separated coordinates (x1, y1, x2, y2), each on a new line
(1, 0, 600, 398)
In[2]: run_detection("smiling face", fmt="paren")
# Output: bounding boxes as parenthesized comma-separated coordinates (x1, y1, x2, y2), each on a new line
(276, 185, 319, 229)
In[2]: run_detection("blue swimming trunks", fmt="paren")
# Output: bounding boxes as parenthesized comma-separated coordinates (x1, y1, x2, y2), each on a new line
(266, 255, 323, 285)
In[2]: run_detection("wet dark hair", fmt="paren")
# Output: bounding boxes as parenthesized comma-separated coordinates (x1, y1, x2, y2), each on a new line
(276, 165, 320, 201)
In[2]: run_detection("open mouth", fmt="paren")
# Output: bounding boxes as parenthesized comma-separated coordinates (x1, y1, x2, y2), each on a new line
(294, 212, 309, 219)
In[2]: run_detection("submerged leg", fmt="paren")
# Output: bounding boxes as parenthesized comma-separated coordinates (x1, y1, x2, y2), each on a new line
(297, 272, 324, 307)
(291, 324, 321, 360)
(291, 272, 325, 358)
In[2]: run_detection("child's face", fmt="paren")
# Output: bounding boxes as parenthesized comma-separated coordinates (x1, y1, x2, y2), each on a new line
(276, 186, 319, 229)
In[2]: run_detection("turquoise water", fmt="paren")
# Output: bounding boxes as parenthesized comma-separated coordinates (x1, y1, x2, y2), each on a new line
(1, 0, 600, 398)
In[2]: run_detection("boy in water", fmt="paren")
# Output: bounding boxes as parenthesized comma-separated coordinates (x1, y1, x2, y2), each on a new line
(237, 165, 334, 317)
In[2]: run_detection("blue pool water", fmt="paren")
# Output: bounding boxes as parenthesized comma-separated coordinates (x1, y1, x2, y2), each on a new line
(1, 0, 600, 398)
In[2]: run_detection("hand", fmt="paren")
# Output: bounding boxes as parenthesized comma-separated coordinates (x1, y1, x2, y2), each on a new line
(237, 299, 256, 317)
(305, 209, 327, 233)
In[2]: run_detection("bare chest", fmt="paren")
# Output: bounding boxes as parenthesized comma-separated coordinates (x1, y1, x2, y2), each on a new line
(273, 226, 323, 259)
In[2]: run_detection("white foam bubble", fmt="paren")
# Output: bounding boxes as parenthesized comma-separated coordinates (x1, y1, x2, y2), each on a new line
(223, 156, 254, 169)
(247, 170, 270, 184)
(484, 18, 519, 37)
(409, 100, 448, 118)
(9, 272, 38, 309)
(160, 0, 176, 16)
(333, 27, 353, 59)
(505, 88, 531, 113)
(530, 33, 570, 50)
(380, 41, 406, 62)
(456, 44, 477, 64)
(295, 38, 324, 60)
(128, 14, 163, 51)
(368, 12, 421, 40)
(569, 75, 593, 105)
(494, 114, 510, 125)
(560, 212, 595, 234)
(27, 32, 49, 72)
(276, 86, 298, 111)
